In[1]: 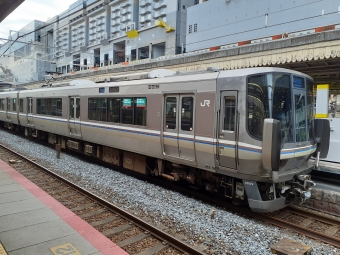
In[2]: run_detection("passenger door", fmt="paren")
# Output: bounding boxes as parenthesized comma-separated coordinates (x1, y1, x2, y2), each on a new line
(6, 98, 11, 122)
(27, 98, 34, 127)
(217, 91, 238, 170)
(68, 97, 81, 137)
(162, 94, 196, 161)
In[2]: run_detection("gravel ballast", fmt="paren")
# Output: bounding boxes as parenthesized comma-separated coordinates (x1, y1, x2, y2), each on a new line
(1, 130, 339, 255)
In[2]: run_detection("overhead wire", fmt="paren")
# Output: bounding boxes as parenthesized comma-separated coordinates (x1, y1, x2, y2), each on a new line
(0, 0, 86, 57)
(1, 0, 338, 63)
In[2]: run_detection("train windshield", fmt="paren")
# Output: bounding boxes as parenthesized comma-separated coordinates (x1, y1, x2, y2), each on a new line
(247, 73, 312, 144)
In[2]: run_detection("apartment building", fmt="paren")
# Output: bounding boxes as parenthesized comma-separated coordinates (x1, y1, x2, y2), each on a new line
(54, 0, 197, 74)
(0, 0, 197, 83)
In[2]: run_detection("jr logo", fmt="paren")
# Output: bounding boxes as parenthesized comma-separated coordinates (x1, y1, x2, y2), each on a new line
(200, 100, 210, 107)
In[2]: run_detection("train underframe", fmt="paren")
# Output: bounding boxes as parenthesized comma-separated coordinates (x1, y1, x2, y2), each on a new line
(4, 123, 315, 213)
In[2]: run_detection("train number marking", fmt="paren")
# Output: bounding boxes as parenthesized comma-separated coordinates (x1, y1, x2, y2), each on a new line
(244, 181, 254, 186)
(200, 100, 210, 107)
(50, 243, 81, 255)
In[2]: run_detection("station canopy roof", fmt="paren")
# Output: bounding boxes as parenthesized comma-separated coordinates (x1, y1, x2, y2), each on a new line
(0, 0, 24, 22)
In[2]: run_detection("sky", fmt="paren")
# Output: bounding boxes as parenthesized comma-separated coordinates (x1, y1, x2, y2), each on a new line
(0, 0, 72, 42)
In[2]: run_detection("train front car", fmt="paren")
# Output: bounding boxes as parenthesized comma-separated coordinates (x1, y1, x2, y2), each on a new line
(216, 68, 330, 213)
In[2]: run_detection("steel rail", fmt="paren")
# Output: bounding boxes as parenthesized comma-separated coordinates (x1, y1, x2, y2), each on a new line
(2, 141, 340, 250)
(0, 144, 206, 255)
(256, 212, 340, 249)
(287, 206, 340, 226)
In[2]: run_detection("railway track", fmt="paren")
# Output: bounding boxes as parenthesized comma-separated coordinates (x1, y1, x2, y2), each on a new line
(0, 144, 206, 255)
(1, 137, 340, 252)
(264, 206, 340, 249)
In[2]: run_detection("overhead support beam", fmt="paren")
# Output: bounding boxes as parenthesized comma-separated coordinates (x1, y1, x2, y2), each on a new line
(0, 0, 25, 22)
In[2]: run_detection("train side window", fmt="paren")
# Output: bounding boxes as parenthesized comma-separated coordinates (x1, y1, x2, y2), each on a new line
(37, 99, 46, 114)
(121, 98, 133, 124)
(223, 97, 236, 131)
(97, 98, 107, 121)
(0, 99, 5, 110)
(108, 98, 120, 123)
(88, 98, 95, 120)
(88, 98, 107, 121)
(135, 98, 147, 126)
(13, 99, 17, 111)
(19, 99, 24, 113)
(181, 97, 193, 131)
(50, 99, 62, 116)
(165, 97, 177, 129)
(37, 99, 62, 116)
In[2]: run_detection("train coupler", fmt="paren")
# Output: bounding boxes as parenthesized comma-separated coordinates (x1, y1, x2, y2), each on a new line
(296, 174, 315, 189)
(288, 174, 315, 204)
(293, 188, 311, 202)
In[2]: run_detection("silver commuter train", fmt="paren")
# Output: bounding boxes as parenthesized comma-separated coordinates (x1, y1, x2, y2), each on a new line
(0, 67, 330, 213)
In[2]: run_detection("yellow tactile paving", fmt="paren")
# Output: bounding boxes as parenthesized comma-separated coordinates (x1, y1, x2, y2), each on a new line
(50, 243, 81, 255)
(0, 242, 8, 255)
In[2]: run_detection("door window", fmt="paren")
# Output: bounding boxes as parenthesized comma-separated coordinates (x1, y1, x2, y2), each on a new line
(7, 98, 10, 111)
(165, 97, 177, 129)
(223, 97, 236, 131)
(28, 98, 32, 114)
(19, 99, 24, 113)
(70, 98, 75, 118)
(76, 98, 80, 119)
(181, 97, 193, 131)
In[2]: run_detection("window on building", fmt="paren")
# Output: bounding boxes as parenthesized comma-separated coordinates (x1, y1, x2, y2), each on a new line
(189, 25, 192, 34)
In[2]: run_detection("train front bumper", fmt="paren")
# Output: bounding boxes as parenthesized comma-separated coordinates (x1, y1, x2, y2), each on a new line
(243, 174, 315, 213)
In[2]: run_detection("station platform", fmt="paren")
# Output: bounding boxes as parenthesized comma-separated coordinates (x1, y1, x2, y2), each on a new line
(318, 160, 340, 172)
(305, 161, 340, 215)
(0, 159, 129, 255)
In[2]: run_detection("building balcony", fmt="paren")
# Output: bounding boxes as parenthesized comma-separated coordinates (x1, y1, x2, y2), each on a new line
(140, 0, 151, 7)
(140, 6, 152, 15)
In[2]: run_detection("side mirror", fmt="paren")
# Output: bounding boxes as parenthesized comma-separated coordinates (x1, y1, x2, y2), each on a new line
(313, 119, 330, 159)
(262, 119, 281, 182)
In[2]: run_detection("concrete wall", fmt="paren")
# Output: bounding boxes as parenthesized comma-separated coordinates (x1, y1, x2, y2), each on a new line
(187, 0, 340, 51)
